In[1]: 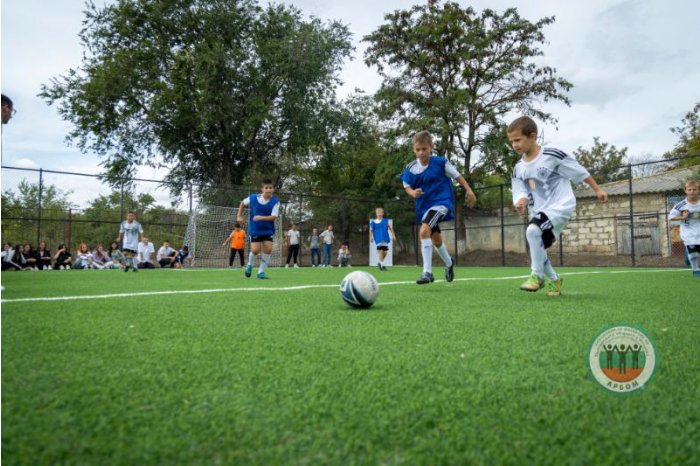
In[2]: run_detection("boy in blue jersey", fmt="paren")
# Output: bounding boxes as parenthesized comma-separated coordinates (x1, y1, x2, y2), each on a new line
(401, 131, 477, 284)
(370, 207, 396, 271)
(237, 179, 280, 279)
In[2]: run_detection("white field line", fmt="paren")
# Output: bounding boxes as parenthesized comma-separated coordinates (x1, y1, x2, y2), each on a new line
(0, 269, 686, 304)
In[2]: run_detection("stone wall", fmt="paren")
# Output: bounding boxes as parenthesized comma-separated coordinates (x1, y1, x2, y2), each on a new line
(460, 193, 674, 257)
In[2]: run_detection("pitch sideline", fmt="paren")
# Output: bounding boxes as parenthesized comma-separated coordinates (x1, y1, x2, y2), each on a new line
(0, 268, 686, 304)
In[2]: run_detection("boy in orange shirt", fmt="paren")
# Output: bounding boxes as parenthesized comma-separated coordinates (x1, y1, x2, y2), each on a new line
(223, 223, 246, 267)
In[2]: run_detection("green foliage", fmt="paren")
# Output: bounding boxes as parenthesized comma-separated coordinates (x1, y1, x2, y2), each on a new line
(665, 101, 700, 167)
(1, 180, 187, 250)
(41, 0, 352, 200)
(73, 190, 188, 250)
(573, 137, 629, 183)
(364, 1, 571, 179)
(291, 93, 412, 241)
(1, 180, 73, 247)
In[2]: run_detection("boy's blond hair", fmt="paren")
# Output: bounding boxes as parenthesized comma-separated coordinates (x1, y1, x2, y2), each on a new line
(412, 130, 433, 146)
(685, 179, 700, 188)
(508, 116, 538, 137)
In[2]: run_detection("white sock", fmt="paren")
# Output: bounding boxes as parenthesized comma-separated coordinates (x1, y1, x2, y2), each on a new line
(689, 252, 700, 271)
(421, 238, 433, 274)
(132, 260, 138, 270)
(248, 252, 255, 266)
(435, 244, 452, 266)
(526, 224, 546, 278)
(259, 253, 271, 273)
(543, 256, 558, 281)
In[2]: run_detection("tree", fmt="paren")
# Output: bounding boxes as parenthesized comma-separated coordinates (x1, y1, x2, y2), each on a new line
(1, 180, 73, 247)
(295, 93, 395, 241)
(76, 190, 188, 249)
(363, 1, 571, 178)
(573, 137, 628, 183)
(41, 0, 352, 203)
(665, 102, 700, 168)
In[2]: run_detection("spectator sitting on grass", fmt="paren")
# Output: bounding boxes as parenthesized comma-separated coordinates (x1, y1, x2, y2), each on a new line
(137, 236, 156, 269)
(92, 244, 114, 269)
(74, 242, 94, 269)
(21, 244, 38, 270)
(35, 241, 52, 270)
(108, 241, 126, 269)
(1, 243, 22, 271)
(175, 245, 192, 268)
(53, 244, 72, 270)
(157, 240, 178, 268)
(338, 242, 352, 267)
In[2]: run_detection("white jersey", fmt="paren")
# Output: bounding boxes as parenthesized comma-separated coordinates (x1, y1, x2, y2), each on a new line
(669, 197, 700, 245)
(511, 146, 590, 225)
(120, 220, 143, 251)
(287, 230, 300, 245)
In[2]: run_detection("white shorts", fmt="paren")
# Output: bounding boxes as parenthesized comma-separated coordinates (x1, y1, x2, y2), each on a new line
(531, 208, 573, 237)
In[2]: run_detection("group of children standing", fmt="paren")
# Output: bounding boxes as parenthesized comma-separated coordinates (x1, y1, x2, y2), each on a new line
(194, 116, 699, 287)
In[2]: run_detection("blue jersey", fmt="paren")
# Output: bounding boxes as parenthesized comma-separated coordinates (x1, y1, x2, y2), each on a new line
(370, 218, 391, 244)
(248, 194, 280, 237)
(401, 156, 456, 222)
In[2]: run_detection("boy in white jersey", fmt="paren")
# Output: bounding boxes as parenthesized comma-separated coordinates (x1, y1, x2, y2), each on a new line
(508, 117, 608, 295)
(668, 179, 700, 277)
(116, 211, 144, 272)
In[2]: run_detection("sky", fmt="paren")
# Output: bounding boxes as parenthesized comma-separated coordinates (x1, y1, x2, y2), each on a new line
(1, 0, 699, 208)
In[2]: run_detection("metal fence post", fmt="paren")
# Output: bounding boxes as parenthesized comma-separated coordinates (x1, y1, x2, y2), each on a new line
(299, 194, 304, 266)
(500, 184, 505, 266)
(628, 164, 636, 266)
(454, 214, 459, 266)
(37, 168, 43, 245)
(67, 208, 73, 249)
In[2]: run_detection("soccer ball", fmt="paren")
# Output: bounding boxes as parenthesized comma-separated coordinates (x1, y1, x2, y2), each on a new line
(339, 271, 379, 309)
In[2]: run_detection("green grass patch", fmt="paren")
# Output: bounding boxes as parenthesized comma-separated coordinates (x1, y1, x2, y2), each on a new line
(2, 266, 698, 465)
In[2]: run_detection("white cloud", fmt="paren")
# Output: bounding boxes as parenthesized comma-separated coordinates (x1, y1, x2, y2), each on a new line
(12, 157, 39, 169)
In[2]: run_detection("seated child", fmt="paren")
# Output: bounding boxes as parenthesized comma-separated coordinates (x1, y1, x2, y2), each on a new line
(337, 242, 352, 267)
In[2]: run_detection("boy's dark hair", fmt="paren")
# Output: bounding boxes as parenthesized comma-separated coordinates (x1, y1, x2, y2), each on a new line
(508, 116, 538, 137)
(182, 245, 189, 251)
(412, 130, 433, 146)
(1, 94, 13, 107)
(261, 178, 274, 186)
(234, 223, 241, 228)
(127, 210, 136, 215)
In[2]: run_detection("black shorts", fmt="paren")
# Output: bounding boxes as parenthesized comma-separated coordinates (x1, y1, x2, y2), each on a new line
(422, 209, 446, 233)
(250, 235, 273, 243)
(123, 248, 137, 254)
(376, 245, 389, 251)
(687, 245, 700, 254)
(529, 212, 556, 249)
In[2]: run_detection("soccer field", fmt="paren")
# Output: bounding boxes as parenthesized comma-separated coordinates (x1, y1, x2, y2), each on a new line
(1, 266, 698, 465)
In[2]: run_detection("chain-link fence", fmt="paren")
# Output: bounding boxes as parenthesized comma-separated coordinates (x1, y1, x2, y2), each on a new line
(2, 158, 698, 268)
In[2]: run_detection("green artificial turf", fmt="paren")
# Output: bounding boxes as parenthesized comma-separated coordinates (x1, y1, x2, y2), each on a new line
(1, 266, 698, 465)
